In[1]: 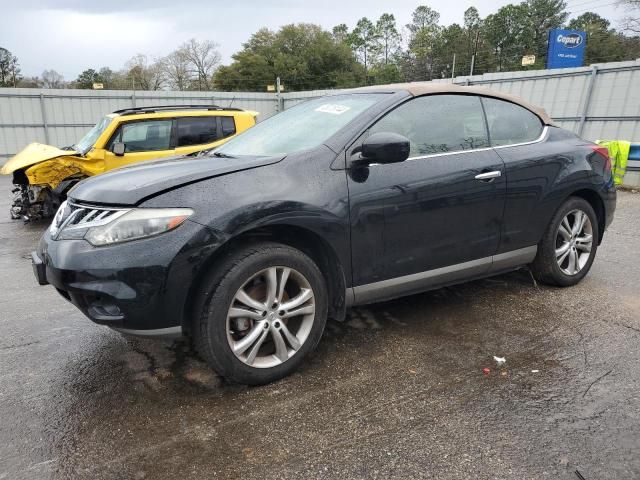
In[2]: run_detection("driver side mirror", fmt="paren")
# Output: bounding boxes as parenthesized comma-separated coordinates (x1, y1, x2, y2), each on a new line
(112, 142, 126, 156)
(354, 132, 410, 166)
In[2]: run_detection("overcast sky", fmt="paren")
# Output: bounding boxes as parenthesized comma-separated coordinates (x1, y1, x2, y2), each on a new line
(2, 0, 624, 80)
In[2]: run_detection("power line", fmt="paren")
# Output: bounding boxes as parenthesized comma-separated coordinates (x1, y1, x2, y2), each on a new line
(568, 1, 621, 14)
(565, 0, 611, 9)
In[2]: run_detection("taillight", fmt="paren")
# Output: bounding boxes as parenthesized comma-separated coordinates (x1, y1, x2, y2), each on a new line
(590, 145, 611, 172)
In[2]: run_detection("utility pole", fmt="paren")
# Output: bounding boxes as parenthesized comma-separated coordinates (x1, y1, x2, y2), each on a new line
(276, 76, 282, 113)
(451, 53, 456, 80)
(469, 31, 480, 77)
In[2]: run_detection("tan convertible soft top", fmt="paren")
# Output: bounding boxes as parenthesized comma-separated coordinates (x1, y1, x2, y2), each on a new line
(351, 82, 554, 125)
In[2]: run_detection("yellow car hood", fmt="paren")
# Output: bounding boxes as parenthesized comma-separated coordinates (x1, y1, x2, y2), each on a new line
(1, 143, 79, 175)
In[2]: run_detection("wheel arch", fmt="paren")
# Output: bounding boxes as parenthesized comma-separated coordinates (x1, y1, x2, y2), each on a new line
(182, 224, 348, 335)
(567, 188, 606, 244)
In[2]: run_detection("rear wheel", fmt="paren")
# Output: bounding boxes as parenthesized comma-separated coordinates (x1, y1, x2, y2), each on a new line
(193, 242, 328, 385)
(530, 197, 599, 287)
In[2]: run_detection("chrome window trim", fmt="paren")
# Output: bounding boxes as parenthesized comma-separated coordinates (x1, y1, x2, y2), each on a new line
(401, 126, 549, 162)
(406, 145, 494, 161)
(492, 125, 549, 150)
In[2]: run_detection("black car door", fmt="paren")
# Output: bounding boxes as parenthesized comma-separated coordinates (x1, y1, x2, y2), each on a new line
(347, 94, 506, 300)
(481, 97, 549, 254)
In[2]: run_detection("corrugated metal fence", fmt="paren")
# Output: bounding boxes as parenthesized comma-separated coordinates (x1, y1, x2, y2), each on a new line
(0, 90, 278, 160)
(1, 59, 639, 160)
(283, 59, 640, 142)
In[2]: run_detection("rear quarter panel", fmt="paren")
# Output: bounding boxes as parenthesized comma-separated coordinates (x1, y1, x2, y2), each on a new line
(495, 126, 614, 253)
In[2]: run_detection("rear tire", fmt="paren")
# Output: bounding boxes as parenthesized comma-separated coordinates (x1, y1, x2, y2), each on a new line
(193, 242, 328, 385)
(530, 196, 599, 287)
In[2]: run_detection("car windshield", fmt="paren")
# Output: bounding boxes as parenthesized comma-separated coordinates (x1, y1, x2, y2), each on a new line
(215, 94, 386, 157)
(74, 116, 112, 154)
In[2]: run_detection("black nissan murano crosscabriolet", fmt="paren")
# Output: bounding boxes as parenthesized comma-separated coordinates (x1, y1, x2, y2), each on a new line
(33, 83, 616, 384)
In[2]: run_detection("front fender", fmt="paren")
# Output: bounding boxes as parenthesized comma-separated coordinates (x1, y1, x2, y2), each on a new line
(0, 142, 79, 175)
(25, 157, 104, 189)
(140, 154, 352, 284)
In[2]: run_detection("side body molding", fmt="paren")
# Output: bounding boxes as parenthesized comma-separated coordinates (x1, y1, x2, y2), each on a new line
(348, 246, 537, 306)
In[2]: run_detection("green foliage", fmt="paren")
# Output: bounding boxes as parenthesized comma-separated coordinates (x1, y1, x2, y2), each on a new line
(369, 63, 403, 84)
(11, 2, 640, 91)
(377, 14, 401, 65)
(568, 12, 640, 64)
(74, 69, 102, 89)
(484, 4, 530, 71)
(523, 0, 568, 66)
(214, 23, 364, 91)
(348, 17, 381, 75)
(332, 24, 349, 44)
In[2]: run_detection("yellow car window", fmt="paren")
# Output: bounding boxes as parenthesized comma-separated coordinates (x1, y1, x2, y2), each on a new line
(177, 117, 218, 147)
(119, 120, 173, 152)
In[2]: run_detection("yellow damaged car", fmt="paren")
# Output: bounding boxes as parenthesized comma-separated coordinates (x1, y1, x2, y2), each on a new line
(1, 105, 257, 220)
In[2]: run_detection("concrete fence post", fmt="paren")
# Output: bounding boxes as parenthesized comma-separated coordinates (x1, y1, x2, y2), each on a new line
(578, 65, 598, 137)
(39, 93, 50, 144)
(278, 94, 285, 113)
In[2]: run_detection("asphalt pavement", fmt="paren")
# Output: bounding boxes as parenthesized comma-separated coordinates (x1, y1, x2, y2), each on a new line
(1, 174, 639, 479)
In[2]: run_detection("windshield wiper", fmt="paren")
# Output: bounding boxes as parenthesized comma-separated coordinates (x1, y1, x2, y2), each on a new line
(212, 151, 235, 159)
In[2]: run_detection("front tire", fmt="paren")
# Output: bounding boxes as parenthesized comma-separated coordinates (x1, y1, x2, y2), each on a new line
(193, 242, 328, 385)
(530, 196, 599, 287)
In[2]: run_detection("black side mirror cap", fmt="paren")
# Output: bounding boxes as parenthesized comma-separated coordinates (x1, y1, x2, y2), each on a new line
(112, 142, 126, 156)
(354, 132, 410, 166)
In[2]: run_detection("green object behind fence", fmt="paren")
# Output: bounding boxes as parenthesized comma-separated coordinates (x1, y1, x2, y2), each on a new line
(596, 140, 630, 185)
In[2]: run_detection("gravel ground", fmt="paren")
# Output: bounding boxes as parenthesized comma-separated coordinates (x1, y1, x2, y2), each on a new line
(1, 174, 638, 480)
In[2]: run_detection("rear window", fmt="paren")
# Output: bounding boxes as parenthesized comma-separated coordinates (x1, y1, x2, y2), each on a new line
(482, 98, 543, 146)
(221, 116, 236, 138)
(177, 117, 218, 147)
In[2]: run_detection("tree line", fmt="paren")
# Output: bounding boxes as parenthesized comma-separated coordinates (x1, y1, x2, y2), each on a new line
(1, 0, 640, 91)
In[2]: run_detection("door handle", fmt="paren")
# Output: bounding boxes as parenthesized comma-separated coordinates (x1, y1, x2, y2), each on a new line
(475, 170, 502, 181)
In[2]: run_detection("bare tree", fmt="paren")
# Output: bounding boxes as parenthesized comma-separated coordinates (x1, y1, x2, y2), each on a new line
(181, 39, 221, 90)
(17, 76, 41, 88)
(161, 49, 192, 91)
(619, 0, 640, 33)
(0, 47, 21, 87)
(125, 54, 165, 90)
(41, 69, 65, 88)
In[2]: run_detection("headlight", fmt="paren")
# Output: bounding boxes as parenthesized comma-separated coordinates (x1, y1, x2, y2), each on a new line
(84, 208, 194, 246)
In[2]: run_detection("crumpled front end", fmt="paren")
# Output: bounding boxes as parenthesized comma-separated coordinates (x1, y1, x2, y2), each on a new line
(1, 142, 80, 175)
(9, 181, 56, 220)
(3, 143, 103, 221)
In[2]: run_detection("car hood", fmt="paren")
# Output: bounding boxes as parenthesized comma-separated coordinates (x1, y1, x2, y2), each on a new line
(68, 154, 284, 206)
(1, 143, 79, 175)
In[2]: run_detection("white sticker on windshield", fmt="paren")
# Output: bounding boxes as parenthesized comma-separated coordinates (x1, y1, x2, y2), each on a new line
(315, 104, 351, 115)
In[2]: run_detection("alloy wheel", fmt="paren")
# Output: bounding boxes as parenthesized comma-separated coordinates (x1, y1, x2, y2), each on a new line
(226, 266, 316, 368)
(555, 209, 593, 276)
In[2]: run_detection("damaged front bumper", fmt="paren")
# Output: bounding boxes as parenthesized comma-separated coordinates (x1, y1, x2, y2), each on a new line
(9, 184, 49, 220)
(9, 183, 58, 221)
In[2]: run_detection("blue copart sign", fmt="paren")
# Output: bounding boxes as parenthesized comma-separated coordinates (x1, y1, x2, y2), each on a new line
(546, 29, 586, 69)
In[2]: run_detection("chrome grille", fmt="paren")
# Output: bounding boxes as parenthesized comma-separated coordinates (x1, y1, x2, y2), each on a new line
(50, 201, 130, 238)
(65, 204, 121, 227)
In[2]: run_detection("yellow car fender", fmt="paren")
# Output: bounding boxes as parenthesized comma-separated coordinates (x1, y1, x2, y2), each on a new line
(25, 156, 105, 190)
